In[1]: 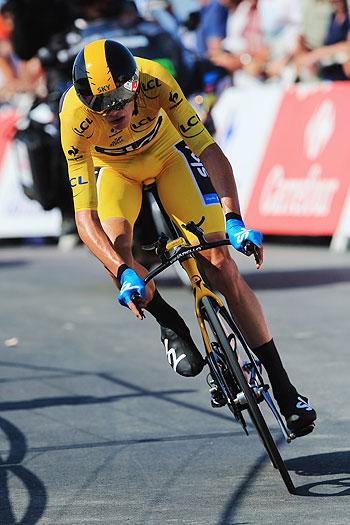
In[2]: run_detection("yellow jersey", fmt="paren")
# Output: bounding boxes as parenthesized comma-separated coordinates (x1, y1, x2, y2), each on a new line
(59, 57, 215, 212)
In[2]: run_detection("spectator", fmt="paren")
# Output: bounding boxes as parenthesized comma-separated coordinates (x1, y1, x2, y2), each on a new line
(135, 0, 179, 36)
(133, 0, 198, 72)
(209, 0, 270, 85)
(0, 4, 45, 102)
(210, 0, 302, 85)
(272, 0, 333, 83)
(1, 0, 78, 248)
(2, 0, 75, 61)
(295, 0, 350, 81)
(196, 0, 228, 59)
(298, 0, 333, 52)
(0, 9, 15, 87)
(259, 0, 302, 82)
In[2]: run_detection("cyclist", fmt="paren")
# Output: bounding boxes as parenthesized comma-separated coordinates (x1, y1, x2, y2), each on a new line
(60, 39, 316, 437)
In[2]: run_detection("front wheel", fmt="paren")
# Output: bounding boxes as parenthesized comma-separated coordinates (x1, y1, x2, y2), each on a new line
(201, 296, 295, 494)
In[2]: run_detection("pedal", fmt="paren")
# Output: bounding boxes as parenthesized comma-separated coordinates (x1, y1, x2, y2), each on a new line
(210, 387, 227, 408)
(234, 391, 247, 407)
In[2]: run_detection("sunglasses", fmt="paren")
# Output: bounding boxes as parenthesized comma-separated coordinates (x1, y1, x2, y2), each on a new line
(80, 91, 136, 114)
(100, 94, 136, 115)
(79, 71, 139, 113)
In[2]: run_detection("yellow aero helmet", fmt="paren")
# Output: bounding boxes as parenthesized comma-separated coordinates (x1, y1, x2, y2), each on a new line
(72, 39, 139, 113)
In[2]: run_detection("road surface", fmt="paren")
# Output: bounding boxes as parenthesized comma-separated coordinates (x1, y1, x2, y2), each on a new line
(1, 243, 350, 524)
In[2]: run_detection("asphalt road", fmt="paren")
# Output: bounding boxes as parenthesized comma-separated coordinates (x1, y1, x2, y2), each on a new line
(1, 243, 350, 525)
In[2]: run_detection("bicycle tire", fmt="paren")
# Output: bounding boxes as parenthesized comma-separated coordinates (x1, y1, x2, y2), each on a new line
(201, 295, 295, 494)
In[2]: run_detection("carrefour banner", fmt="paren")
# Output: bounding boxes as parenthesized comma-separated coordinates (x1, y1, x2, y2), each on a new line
(212, 84, 283, 211)
(213, 82, 350, 239)
(246, 82, 350, 235)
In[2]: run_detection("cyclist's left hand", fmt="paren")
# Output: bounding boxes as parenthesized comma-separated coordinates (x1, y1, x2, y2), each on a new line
(226, 218, 264, 269)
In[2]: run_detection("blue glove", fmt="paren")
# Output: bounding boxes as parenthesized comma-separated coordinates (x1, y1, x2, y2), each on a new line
(118, 268, 146, 307)
(226, 218, 263, 254)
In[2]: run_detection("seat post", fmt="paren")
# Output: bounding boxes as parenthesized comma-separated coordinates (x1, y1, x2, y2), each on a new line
(143, 180, 180, 241)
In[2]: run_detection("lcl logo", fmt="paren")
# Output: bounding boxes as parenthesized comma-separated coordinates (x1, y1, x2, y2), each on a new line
(131, 116, 156, 132)
(179, 115, 203, 138)
(141, 78, 161, 99)
(73, 117, 93, 138)
(70, 176, 88, 188)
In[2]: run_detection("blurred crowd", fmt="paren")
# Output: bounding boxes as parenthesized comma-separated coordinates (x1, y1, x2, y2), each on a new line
(1, 0, 350, 245)
(1, 0, 350, 104)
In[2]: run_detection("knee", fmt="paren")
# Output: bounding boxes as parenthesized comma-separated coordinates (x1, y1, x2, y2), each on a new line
(206, 253, 241, 293)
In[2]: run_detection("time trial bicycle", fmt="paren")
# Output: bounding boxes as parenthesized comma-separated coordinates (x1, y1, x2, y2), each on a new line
(133, 184, 297, 494)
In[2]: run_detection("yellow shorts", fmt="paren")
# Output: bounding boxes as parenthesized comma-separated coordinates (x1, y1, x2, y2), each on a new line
(97, 140, 225, 243)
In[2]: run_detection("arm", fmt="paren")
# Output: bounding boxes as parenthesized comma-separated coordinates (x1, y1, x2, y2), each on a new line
(296, 41, 350, 69)
(155, 63, 263, 264)
(200, 143, 263, 268)
(75, 208, 145, 319)
(199, 142, 241, 216)
(59, 101, 107, 259)
(205, 2, 227, 57)
(59, 100, 145, 316)
(75, 209, 125, 276)
(207, 36, 226, 57)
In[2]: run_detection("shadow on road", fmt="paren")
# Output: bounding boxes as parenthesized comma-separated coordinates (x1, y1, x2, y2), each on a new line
(0, 360, 243, 425)
(242, 267, 350, 290)
(158, 267, 350, 291)
(287, 451, 350, 496)
(0, 389, 195, 411)
(216, 436, 287, 525)
(0, 417, 47, 524)
(0, 259, 30, 269)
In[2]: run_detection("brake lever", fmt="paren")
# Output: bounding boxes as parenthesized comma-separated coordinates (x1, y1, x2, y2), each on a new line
(243, 240, 260, 265)
(141, 232, 169, 263)
(130, 292, 145, 319)
(182, 216, 207, 245)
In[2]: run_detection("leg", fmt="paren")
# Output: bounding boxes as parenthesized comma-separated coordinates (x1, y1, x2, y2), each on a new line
(157, 145, 316, 432)
(197, 234, 271, 348)
(98, 167, 203, 377)
(199, 239, 316, 433)
(97, 168, 155, 301)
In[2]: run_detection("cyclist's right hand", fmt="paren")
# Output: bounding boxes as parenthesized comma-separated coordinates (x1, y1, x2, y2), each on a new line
(118, 268, 146, 319)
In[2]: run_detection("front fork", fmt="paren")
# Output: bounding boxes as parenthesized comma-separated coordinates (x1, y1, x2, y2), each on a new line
(180, 256, 295, 443)
(180, 255, 223, 356)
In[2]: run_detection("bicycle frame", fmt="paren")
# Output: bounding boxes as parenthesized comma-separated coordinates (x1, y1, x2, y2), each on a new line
(139, 206, 297, 491)
(179, 251, 224, 356)
(143, 227, 294, 443)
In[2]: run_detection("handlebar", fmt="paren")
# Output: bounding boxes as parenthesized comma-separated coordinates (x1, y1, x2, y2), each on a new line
(142, 238, 258, 285)
(243, 239, 260, 264)
(143, 238, 231, 285)
(130, 291, 146, 319)
(131, 217, 260, 305)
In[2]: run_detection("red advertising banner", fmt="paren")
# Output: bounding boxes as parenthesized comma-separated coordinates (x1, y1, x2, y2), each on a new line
(245, 82, 350, 235)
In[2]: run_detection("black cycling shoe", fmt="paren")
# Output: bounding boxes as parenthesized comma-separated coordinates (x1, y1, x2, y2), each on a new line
(160, 325, 204, 377)
(284, 395, 317, 437)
